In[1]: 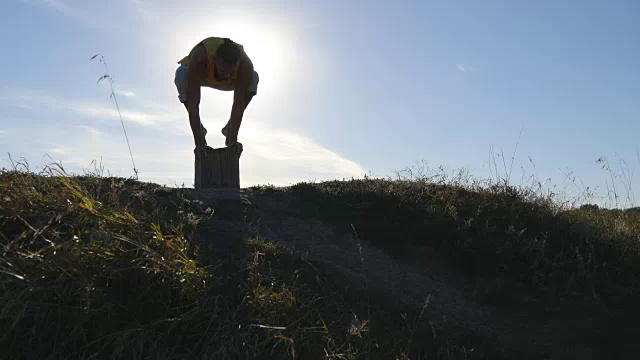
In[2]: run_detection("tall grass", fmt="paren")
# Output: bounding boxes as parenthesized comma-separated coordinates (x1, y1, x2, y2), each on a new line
(0, 163, 218, 359)
(283, 161, 640, 298)
(3, 154, 639, 359)
(1, 163, 474, 359)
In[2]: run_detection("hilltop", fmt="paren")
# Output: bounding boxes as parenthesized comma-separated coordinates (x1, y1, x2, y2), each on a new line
(1, 167, 640, 359)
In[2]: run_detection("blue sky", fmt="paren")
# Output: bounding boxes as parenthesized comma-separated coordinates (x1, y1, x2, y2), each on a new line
(2, 0, 639, 208)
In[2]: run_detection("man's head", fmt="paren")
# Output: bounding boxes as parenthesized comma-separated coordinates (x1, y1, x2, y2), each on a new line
(214, 39, 241, 80)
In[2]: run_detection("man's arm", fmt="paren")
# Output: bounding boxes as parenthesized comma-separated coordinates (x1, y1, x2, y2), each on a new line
(226, 50, 254, 144)
(187, 45, 207, 148)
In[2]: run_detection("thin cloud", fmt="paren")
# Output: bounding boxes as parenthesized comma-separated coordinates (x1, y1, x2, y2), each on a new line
(117, 90, 136, 97)
(40, 122, 367, 187)
(4, 89, 366, 187)
(4, 89, 181, 127)
(48, 146, 73, 156)
(128, 0, 157, 23)
(240, 124, 366, 185)
(42, 0, 84, 18)
(20, 0, 128, 31)
(76, 125, 103, 136)
(21, 0, 99, 29)
(78, 106, 163, 126)
(457, 64, 471, 73)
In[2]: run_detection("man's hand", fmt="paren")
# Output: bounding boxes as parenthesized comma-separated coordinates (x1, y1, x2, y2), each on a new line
(194, 143, 208, 159)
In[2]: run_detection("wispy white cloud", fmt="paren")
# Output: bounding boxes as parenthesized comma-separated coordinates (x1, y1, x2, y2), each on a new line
(76, 125, 102, 136)
(457, 64, 471, 73)
(39, 122, 367, 187)
(117, 90, 136, 97)
(241, 124, 366, 185)
(128, 0, 157, 23)
(0, 129, 17, 135)
(20, 0, 130, 31)
(21, 0, 99, 29)
(4, 89, 182, 127)
(4, 88, 366, 187)
(43, 123, 364, 187)
(77, 105, 169, 126)
(48, 146, 73, 156)
(42, 0, 84, 18)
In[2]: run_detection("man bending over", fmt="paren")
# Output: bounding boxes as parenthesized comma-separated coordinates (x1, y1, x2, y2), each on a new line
(174, 36, 259, 158)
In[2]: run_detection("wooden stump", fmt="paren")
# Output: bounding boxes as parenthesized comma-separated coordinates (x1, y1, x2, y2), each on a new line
(194, 144, 240, 189)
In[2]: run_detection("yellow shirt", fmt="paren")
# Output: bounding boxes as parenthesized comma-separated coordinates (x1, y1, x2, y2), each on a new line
(178, 37, 244, 88)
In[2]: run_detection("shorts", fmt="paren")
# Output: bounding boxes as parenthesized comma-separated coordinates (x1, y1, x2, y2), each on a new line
(174, 64, 259, 103)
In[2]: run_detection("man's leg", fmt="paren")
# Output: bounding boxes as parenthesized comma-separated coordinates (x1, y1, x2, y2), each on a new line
(221, 90, 255, 138)
(222, 70, 258, 140)
(244, 91, 255, 108)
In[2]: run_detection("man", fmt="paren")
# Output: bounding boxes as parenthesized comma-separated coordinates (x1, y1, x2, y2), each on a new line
(174, 37, 259, 158)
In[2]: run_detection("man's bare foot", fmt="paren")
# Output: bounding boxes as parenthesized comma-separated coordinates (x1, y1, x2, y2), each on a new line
(222, 123, 241, 156)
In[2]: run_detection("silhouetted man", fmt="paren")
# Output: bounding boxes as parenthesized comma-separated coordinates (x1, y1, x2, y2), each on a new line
(175, 37, 259, 158)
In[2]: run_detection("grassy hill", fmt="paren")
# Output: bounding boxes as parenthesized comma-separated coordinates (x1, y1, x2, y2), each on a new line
(1, 165, 639, 359)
